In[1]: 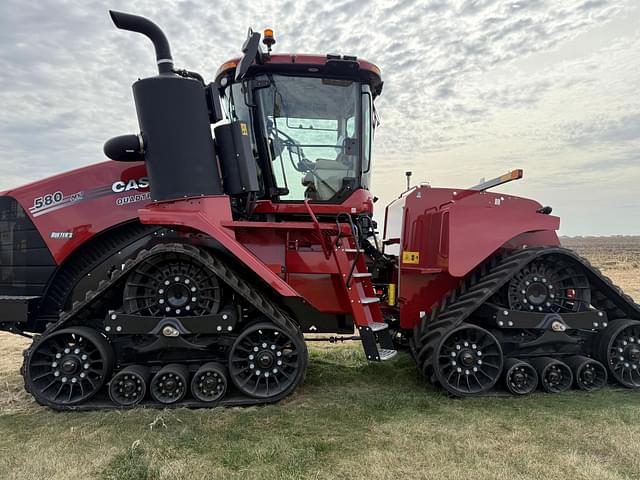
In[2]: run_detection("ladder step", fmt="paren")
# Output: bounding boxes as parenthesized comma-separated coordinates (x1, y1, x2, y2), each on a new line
(352, 272, 372, 278)
(379, 348, 398, 361)
(369, 322, 388, 332)
(361, 297, 380, 305)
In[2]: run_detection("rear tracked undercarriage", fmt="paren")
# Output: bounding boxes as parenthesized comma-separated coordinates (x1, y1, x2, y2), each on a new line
(22, 243, 308, 410)
(20, 243, 640, 410)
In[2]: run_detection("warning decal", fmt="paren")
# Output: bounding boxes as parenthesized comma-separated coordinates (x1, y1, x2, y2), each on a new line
(402, 251, 420, 264)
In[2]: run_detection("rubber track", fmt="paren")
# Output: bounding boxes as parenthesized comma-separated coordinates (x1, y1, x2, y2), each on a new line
(22, 243, 306, 411)
(410, 246, 640, 385)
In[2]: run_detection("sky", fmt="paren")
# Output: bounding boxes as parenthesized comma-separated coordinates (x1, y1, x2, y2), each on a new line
(0, 0, 638, 236)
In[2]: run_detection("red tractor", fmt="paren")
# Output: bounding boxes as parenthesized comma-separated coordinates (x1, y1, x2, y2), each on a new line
(2, 11, 638, 409)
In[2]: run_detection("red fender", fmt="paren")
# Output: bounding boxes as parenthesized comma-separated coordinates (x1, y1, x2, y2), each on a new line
(138, 196, 299, 297)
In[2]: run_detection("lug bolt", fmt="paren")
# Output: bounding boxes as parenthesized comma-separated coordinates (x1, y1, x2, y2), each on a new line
(61, 377, 67, 383)
(174, 276, 180, 282)
(159, 299, 165, 304)
(277, 360, 283, 366)
(84, 363, 90, 369)
(158, 288, 164, 294)
(465, 370, 470, 375)
(451, 361, 457, 366)
(51, 362, 58, 368)
(477, 351, 482, 356)
(216, 326, 222, 331)
(256, 370, 261, 376)
(249, 354, 254, 360)
(191, 297, 197, 302)
(55, 353, 62, 359)
(165, 307, 171, 312)
(185, 279, 190, 284)
(473, 367, 478, 372)
(165, 280, 170, 286)
(477, 359, 483, 365)
(273, 368, 278, 374)
(185, 306, 190, 311)
(498, 321, 504, 326)
(523, 299, 528, 304)
(71, 377, 77, 383)
(81, 354, 87, 360)
(176, 309, 181, 314)
(64, 348, 70, 354)
(276, 351, 282, 357)
(54, 371, 60, 377)
(249, 363, 255, 369)
(191, 287, 197, 292)
(457, 367, 462, 373)
(456, 344, 461, 350)
(521, 290, 526, 295)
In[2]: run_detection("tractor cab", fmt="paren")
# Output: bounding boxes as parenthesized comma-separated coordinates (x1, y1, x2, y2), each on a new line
(215, 30, 383, 206)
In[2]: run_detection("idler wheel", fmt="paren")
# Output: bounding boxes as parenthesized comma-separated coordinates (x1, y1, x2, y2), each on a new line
(150, 364, 189, 404)
(109, 365, 150, 406)
(432, 323, 503, 397)
(596, 319, 640, 388)
(24, 327, 114, 407)
(564, 356, 607, 392)
(191, 362, 227, 403)
(503, 358, 538, 395)
(228, 321, 307, 399)
(530, 357, 573, 393)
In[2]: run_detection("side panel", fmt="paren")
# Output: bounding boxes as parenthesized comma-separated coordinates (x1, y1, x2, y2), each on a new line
(5, 161, 150, 264)
(396, 186, 561, 328)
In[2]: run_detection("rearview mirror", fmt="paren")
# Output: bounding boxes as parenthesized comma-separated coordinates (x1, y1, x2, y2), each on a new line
(235, 31, 262, 82)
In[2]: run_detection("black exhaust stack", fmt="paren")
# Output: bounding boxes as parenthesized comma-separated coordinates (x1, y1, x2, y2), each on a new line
(105, 11, 222, 202)
(109, 10, 174, 74)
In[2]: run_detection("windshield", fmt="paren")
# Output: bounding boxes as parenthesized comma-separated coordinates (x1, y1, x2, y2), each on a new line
(255, 75, 361, 201)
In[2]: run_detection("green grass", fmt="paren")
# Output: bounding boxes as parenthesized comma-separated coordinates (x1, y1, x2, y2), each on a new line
(1, 345, 640, 480)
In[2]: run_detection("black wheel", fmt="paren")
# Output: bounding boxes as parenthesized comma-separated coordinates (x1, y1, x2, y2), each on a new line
(433, 323, 503, 397)
(565, 356, 607, 392)
(191, 362, 227, 403)
(123, 251, 222, 316)
(530, 357, 573, 393)
(149, 364, 189, 404)
(25, 327, 114, 407)
(503, 358, 538, 395)
(505, 257, 591, 313)
(228, 321, 307, 399)
(109, 365, 150, 406)
(596, 319, 640, 388)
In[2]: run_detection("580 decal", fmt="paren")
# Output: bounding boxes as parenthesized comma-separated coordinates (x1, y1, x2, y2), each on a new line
(29, 190, 85, 217)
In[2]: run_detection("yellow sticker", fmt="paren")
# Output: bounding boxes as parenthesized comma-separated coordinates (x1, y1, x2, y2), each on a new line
(240, 122, 249, 136)
(402, 251, 420, 264)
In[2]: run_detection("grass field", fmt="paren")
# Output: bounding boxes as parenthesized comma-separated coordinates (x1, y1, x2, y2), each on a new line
(0, 237, 638, 480)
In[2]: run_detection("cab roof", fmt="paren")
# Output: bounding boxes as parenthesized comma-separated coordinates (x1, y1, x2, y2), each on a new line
(215, 53, 383, 96)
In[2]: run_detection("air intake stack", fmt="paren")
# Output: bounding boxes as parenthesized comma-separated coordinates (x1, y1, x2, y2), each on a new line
(105, 11, 222, 201)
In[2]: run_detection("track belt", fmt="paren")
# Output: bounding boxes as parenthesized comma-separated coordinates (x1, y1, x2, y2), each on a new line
(411, 246, 640, 382)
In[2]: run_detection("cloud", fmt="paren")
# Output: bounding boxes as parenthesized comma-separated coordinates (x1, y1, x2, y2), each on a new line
(0, 0, 638, 235)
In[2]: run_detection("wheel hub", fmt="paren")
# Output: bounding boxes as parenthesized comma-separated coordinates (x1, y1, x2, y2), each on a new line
(460, 350, 475, 366)
(526, 282, 548, 305)
(547, 369, 561, 385)
(628, 346, 640, 362)
(61, 356, 80, 374)
(258, 351, 274, 369)
(165, 282, 190, 308)
(122, 378, 138, 394)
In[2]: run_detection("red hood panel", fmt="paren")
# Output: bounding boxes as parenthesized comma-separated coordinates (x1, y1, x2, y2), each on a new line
(6, 161, 150, 264)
